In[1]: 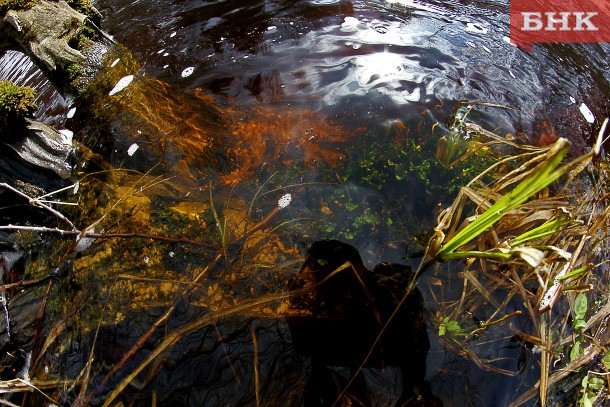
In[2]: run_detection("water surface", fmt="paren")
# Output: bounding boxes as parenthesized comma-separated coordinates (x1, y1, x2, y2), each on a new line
(1, 0, 609, 405)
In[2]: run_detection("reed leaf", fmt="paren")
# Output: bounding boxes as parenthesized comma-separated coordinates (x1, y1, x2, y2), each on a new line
(509, 217, 572, 247)
(435, 138, 571, 260)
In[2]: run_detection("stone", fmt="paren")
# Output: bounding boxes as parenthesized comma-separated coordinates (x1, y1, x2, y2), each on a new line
(0, 1, 111, 94)
(5, 118, 73, 178)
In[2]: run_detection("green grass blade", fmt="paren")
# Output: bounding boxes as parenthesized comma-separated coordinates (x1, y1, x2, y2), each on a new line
(509, 217, 571, 247)
(435, 138, 570, 260)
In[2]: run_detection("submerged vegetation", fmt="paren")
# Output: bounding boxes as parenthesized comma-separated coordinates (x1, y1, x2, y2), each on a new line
(414, 119, 610, 405)
(1, 95, 608, 405)
(0, 3, 607, 403)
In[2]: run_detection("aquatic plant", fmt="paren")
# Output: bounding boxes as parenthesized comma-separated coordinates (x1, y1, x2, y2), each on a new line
(63, 62, 82, 81)
(434, 102, 515, 169)
(415, 119, 610, 406)
(432, 137, 571, 263)
(342, 128, 491, 197)
(0, 80, 36, 131)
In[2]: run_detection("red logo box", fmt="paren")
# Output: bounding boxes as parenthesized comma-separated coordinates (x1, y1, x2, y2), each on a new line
(510, 0, 610, 50)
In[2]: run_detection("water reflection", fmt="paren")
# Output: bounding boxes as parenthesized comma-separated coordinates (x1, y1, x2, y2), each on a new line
(74, 239, 437, 406)
(0, 50, 70, 126)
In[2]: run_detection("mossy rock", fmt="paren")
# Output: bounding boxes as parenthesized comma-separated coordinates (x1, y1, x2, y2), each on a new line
(0, 80, 36, 130)
(0, 0, 39, 15)
(65, 0, 98, 20)
(0, 0, 97, 18)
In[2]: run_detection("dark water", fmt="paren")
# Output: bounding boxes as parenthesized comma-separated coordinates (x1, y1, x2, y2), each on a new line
(1, 0, 609, 405)
(96, 0, 609, 149)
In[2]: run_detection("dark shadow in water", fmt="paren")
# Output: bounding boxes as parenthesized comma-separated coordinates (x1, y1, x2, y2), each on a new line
(288, 240, 442, 406)
(76, 240, 442, 406)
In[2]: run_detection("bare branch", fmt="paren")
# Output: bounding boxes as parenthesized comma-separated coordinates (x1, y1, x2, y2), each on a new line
(0, 183, 75, 230)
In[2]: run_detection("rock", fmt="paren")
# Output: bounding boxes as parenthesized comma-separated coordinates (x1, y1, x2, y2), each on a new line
(0, 1, 112, 94)
(5, 118, 73, 179)
(0, 280, 41, 381)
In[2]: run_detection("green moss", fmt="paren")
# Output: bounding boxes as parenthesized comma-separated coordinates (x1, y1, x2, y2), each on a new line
(0, 81, 36, 125)
(64, 62, 81, 81)
(65, 0, 96, 19)
(0, 0, 38, 15)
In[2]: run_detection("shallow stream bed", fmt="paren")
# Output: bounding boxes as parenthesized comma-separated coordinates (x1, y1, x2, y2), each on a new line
(0, 0, 609, 406)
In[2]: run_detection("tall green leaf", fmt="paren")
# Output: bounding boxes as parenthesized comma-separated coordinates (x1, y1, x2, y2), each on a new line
(435, 138, 571, 260)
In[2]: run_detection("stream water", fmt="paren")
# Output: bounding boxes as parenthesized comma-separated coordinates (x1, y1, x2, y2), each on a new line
(1, 0, 610, 406)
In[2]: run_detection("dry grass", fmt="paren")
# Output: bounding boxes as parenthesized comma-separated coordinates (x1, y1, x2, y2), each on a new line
(421, 119, 610, 405)
(1, 113, 609, 406)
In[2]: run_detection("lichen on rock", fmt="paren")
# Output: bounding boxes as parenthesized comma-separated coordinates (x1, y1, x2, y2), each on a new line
(0, 0, 109, 94)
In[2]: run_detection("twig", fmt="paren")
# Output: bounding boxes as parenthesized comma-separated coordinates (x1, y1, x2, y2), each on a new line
(0, 226, 218, 249)
(214, 322, 241, 385)
(0, 274, 53, 293)
(0, 183, 75, 230)
(252, 327, 260, 407)
(31, 286, 93, 374)
(509, 343, 603, 407)
(0, 379, 72, 393)
(72, 283, 115, 407)
(0, 378, 62, 403)
(81, 253, 223, 406)
(0, 398, 19, 407)
(99, 265, 352, 406)
(0, 225, 79, 235)
(87, 232, 218, 249)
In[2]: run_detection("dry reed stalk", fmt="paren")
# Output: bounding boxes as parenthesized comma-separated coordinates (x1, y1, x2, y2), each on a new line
(423, 118, 610, 405)
(252, 327, 261, 407)
(100, 259, 359, 406)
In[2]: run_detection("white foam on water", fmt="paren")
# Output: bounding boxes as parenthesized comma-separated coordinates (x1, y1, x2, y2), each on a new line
(75, 230, 96, 253)
(109, 75, 134, 95)
(58, 129, 73, 146)
(127, 143, 139, 156)
(579, 103, 595, 123)
(181, 67, 194, 77)
(465, 22, 488, 34)
(384, 0, 440, 13)
(278, 193, 292, 209)
(342, 16, 360, 29)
